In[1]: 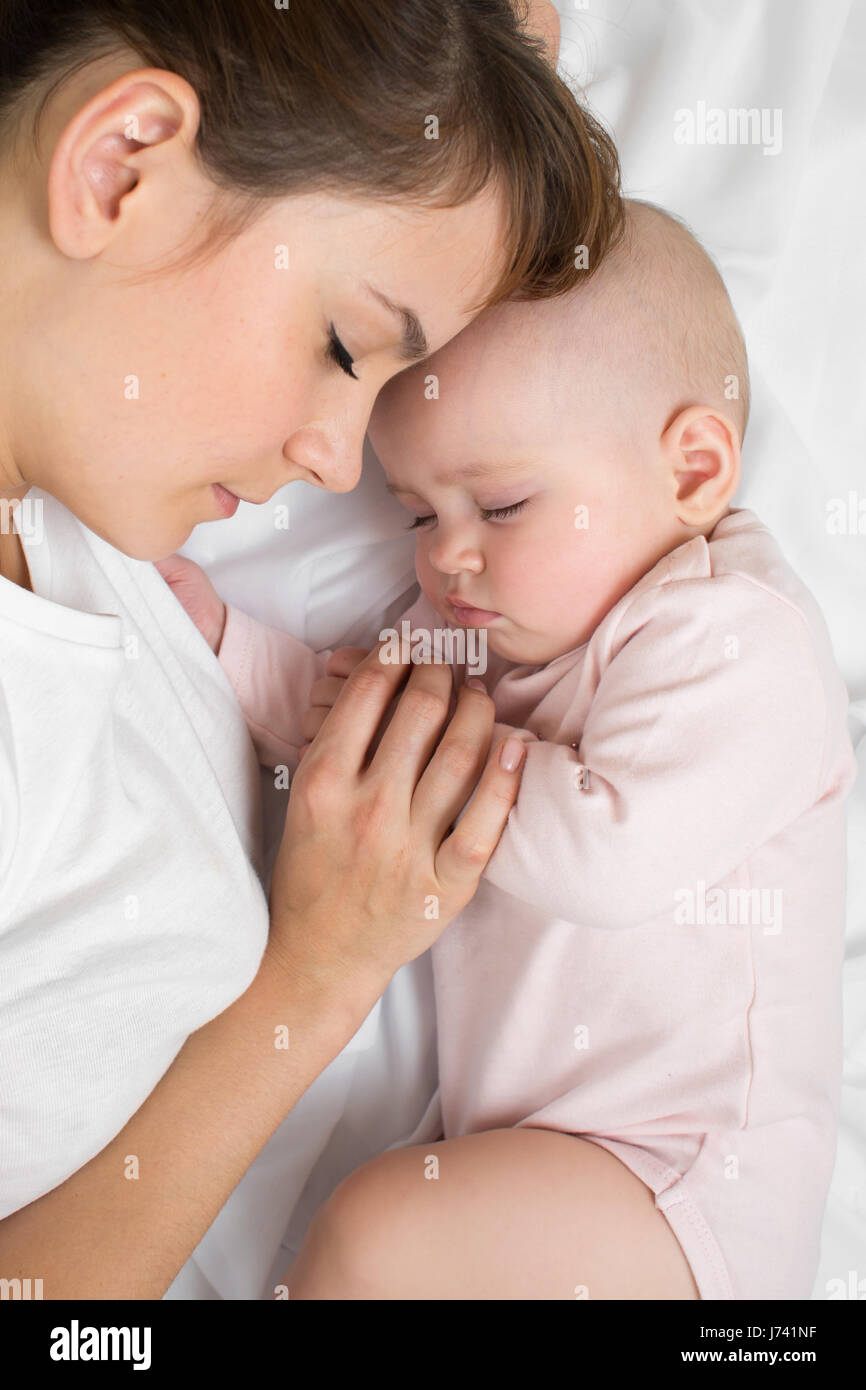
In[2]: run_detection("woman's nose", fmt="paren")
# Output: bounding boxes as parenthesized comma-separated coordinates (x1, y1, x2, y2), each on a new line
(283, 423, 365, 494)
(284, 375, 394, 493)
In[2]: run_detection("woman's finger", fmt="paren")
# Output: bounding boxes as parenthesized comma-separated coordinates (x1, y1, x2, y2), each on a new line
(361, 658, 457, 791)
(306, 641, 414, 774)
(434, 729, 526, 894)
(409, 683, 497, 839)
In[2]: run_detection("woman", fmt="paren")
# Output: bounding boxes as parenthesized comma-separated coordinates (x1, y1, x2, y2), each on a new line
(0, 0, 622, 1296)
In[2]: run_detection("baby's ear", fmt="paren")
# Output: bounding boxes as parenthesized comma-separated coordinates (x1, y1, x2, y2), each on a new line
(662, 406, 741, 527)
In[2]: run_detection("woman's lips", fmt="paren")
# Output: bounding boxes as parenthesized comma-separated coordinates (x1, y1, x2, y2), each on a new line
(212, 483, 240, 518)
(447, 597, 502, 625)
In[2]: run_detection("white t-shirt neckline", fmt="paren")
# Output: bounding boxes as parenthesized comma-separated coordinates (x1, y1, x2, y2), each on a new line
(3, 487, 123, 648)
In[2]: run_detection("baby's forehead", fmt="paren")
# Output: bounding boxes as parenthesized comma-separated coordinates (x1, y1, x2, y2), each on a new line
(380, 290, 596, 410)
(455, 292, 589, 357)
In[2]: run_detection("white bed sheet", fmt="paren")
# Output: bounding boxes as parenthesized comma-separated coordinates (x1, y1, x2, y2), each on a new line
(165, 0, 866, 1299)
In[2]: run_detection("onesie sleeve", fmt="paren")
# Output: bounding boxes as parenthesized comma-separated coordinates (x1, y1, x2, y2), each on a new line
(217, 604, 332, 772)
(478, 575, 830, 929)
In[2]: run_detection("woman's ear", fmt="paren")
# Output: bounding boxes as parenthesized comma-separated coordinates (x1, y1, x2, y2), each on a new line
(660, 405, 741, 527)
(46, 68, 201, 259)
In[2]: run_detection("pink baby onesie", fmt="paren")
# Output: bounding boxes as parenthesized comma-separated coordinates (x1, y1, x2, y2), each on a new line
(217, 508, 856, 1300)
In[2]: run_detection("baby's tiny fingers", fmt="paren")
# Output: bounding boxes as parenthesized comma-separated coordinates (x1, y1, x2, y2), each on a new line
(301, 706, 331, 741)
(309, 675, 348, 709)
(326, 646, 371, 678)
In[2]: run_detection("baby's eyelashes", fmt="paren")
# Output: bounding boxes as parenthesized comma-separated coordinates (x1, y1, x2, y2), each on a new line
(404, 498, 531, 530)
(482, 499, 530, 521)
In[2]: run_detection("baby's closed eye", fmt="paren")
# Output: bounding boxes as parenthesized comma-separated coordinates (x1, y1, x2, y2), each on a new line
(406, 499, 531, 529)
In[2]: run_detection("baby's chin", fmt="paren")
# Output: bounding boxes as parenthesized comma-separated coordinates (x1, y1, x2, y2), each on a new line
(484, 619, 592, 668)
(424, 594, 582, 668)
(455, 617, 564, 669)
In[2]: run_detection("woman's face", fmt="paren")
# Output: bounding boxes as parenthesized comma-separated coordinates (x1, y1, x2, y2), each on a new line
(0, 61, 508, 558)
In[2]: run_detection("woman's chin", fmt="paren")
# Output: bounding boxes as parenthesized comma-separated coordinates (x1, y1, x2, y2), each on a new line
(83, 513, 194, 563)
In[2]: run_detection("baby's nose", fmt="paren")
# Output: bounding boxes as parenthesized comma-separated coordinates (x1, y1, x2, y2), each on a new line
(429, 534, 484, 574)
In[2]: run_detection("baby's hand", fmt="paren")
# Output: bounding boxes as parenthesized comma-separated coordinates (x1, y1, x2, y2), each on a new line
(299, 646, 371, 758)
(154, 553, 227, 654)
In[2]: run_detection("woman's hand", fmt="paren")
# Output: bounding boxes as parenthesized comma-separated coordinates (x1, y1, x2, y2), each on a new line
(299, 646, 371, 757)
(154, 553, 227, 654)
(268, 642, 526, 997)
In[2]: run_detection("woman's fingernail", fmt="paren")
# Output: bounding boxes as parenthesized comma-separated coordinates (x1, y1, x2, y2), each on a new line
(466, 678, 486, 692)
(499, 737, 525, 772)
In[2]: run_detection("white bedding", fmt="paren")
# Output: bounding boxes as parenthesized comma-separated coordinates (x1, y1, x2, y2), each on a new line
(166, 0, 866, 1299)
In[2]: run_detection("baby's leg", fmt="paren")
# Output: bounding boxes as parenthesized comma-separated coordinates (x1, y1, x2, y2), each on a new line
(281, 1128, 700, 1299)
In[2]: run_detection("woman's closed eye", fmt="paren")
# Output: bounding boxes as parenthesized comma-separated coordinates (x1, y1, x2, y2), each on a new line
(326, 322, 358, 379)
(406, 499, 530, 530)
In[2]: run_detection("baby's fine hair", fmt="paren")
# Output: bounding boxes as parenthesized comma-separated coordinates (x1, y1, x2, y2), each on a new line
(592, 199, 751, 441)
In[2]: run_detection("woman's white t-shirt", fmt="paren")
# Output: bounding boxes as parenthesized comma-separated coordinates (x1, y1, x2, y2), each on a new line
(0, 488, 270, 1217)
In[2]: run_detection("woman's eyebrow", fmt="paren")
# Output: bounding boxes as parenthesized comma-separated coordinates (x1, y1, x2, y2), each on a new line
(362, 282, 429, 362)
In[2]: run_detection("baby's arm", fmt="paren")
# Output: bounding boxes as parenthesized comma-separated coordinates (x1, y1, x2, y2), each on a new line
(217, 604, 334, 771)
(155, 552, 335, 772)
(473, 578, 833, 928)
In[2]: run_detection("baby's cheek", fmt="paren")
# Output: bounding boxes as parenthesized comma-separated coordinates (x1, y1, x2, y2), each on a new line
(508, 526, 580, 610)
(414, 546, 445, 613)
(513, 527, 610, 644)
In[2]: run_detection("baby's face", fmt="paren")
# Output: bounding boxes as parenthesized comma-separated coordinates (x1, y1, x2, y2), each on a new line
(369, 318, 685, 667)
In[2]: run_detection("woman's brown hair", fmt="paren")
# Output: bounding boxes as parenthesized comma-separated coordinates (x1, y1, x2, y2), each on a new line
(0, 0, 623, 307)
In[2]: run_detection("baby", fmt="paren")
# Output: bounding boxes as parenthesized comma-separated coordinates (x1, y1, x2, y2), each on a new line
(165, 202, 856, 1300)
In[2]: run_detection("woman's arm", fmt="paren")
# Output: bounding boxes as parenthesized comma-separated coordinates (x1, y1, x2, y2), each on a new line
(0, 646, 526, 1298)
(0, 948, 372, 1298)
